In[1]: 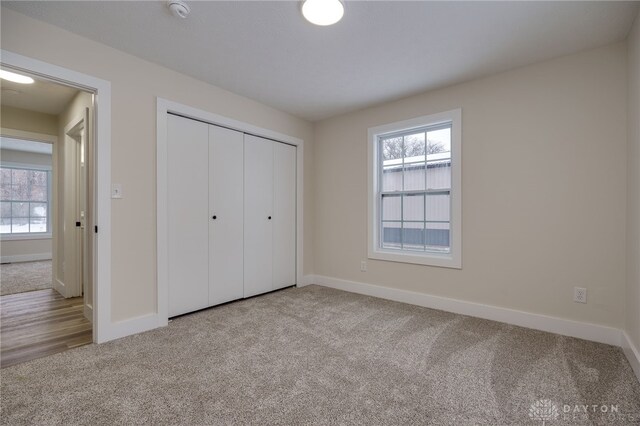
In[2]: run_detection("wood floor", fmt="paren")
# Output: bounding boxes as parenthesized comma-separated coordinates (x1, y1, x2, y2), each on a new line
(1, 289, 92, 368)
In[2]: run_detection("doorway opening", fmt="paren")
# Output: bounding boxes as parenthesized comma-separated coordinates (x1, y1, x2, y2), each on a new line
(0, 67, 94, 367)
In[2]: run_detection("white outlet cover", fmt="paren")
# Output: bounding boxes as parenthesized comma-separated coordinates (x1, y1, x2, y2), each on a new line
(573, 287, 587, 303)
(111, 183, 123, 199)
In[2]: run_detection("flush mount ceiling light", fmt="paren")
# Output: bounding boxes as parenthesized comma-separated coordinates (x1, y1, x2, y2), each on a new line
(301, 0, 344, 26)
(167, 0, 190, 19)
(0, 70, 34, 84)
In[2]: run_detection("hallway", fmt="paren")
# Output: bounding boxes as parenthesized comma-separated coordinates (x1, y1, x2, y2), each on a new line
(1, 289, 92, 368)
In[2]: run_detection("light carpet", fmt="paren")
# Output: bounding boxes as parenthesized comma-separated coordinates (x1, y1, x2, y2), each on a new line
(0, 260, 52, 296)
(1, 285, 639, 425)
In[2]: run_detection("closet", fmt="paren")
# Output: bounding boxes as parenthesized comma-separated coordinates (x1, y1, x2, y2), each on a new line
(167, 114, 296, 317)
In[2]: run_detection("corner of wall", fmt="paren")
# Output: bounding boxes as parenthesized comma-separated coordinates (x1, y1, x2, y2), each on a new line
(625, 10, 640, 381)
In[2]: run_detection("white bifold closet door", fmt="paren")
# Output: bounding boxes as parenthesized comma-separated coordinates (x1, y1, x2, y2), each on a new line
(243, 135, 274, 297)
(167, 114, 295, 317)
(244, 135, 296, 297)
(272, 142, 296, 290)
(167, 114, 210, 317)
(209, 125, 244, 305)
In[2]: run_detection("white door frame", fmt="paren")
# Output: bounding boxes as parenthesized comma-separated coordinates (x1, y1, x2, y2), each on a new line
(0, 49, 112, 343)
(60, 114, 86, 300)
(156, 98, 305, 325)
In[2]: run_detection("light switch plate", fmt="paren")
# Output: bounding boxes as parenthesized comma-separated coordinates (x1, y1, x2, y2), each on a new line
(111, 183, 123, 199)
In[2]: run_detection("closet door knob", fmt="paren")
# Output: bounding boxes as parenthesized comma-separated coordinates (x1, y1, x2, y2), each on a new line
(212, 215, 217, 220)
(268, 216, 272, 220)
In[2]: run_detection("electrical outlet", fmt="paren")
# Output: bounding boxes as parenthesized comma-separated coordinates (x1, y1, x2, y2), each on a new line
(574, 287, 587, 304)
(360, 260, 367, 272)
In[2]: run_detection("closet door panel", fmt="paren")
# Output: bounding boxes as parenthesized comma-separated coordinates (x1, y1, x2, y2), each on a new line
(209, 125, 244, 305)
(167, 115, 210, 317)
(272, 143, 296, 289)
(243, 135, 273, 297)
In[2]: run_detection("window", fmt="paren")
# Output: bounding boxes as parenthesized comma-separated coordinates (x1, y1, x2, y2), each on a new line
(368, 109, 461, 268)
(0, 165, 51, 235)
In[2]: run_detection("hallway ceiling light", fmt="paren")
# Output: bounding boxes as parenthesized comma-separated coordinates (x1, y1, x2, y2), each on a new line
(0, 70, 34, 84)
(301, 0, 344, 26)
(167, 0, 191, 19)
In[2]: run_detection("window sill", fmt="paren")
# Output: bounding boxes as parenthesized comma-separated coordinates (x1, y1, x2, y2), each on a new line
(0, 233, 52, 241)
(368, 248, 461, 269)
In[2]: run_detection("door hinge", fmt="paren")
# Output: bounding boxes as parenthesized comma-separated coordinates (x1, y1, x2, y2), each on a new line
(94, 225, 98, 234)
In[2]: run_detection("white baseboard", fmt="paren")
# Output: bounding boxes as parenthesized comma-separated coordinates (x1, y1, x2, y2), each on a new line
(0, 252, 52, 263)
(84, 303, 93, 323)
(621, 331, 640, 382)
(310, 275, 622, 347)
(97, 313, 160, 344)
(299, 274, 315, 287)
(53, 278, 66, 297)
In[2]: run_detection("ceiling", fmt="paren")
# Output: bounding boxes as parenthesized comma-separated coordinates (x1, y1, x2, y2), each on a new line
(3, 1, 639, 121)
(0, 70, 80, 115)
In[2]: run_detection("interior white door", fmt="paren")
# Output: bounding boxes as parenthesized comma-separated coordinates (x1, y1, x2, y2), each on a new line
(61, 119, 83, 298)
(243, 135, 273, 298)
(272, 142, 296, 289)
(209, 125, 244, 305)
(167, 114, 210, 317)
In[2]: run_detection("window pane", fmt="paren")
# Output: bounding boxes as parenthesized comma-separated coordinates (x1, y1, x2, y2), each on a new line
(403, 133, 425, 157)
(426, 193, 450, 222)
(0, 168, 49, 234)
(11, 168, 28, 185)
(402, 221, 424, 251)
(12, 202, 28, 217)
(382, 165, 402, 192)
(30, 217, 47, 233)
(427, 162, 451, 190)
(381, 137, 402, 191)
(29, 170, 47, 186)
(0, 184, 10, 200)
(403, 163, 425, 191)
(426, 222, 450, 250)
(382, 221, 401, 249)
(402, 194, 424, 221)
(30, 202, 47, 218)
(11, 217, 29, 233)
(0, 168, 11, 184)
(403, 133, 425, 191)
(382, 194, 401, 221)
(426, 127, 451, 191)
(403, 162, 425, 191)
(30, 185, 47, 202)
(0, 218, 10, 234)
(381, 137, 403, 161)
(427, 127, 451, 157)
(11, 183, 28, 200)
(0, 201, 10, 218)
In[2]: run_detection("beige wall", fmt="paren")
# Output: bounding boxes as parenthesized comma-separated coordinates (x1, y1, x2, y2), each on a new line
(627, 15, 640, 351)
(314, 43, 628, 328)
(1, 8, 314, 321)
(0, 238, 51, 261)
(0, 106, 58, 136)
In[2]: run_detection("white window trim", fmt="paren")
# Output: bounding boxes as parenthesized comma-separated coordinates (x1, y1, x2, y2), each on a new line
(367, 108, 462, 269)
(0, 161, 53, 239)
(1, 233, 52, 241)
